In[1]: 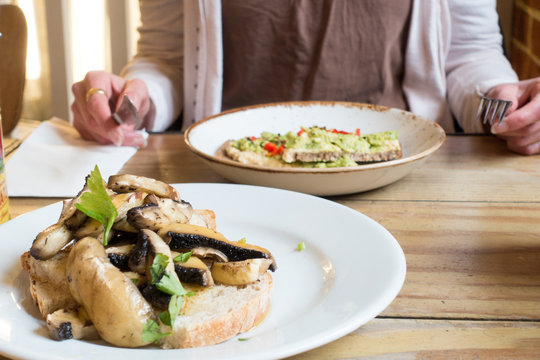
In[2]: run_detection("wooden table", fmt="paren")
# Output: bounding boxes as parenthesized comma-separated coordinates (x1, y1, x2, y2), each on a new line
(7, 131, 540, 358)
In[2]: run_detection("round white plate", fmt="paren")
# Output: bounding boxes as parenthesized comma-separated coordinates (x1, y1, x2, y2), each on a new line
(1, 184, 406, 360)
(185, 101, 445, 196)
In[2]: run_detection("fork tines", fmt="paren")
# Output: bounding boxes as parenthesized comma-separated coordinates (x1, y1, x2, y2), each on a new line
(476, 96, 512, 126)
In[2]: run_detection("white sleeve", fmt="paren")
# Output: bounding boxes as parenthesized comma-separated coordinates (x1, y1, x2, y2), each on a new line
(121, 0, 183, 132)
(445, 0, 518, 132)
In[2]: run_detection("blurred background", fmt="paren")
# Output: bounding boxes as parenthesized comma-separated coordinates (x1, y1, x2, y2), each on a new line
(3, 0, 540, 128)
(3, 0, 140, 125)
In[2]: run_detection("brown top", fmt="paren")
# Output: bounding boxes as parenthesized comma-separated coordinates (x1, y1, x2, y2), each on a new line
(221, 0, 412, 111)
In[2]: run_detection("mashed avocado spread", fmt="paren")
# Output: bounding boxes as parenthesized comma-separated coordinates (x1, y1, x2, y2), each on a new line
(230, 126, 399, 168)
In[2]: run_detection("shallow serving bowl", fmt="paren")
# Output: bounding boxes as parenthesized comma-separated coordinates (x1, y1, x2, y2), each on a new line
(184, 101, 445, 196)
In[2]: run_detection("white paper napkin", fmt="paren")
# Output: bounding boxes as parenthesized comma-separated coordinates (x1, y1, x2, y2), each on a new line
(6, 118, 143, 197)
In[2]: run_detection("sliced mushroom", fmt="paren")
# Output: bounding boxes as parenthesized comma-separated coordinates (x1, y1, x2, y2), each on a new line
(126, 197, 193, 231)
(106, 243, 135, 271)
(139, 285, 171, 310)
(112, 217, 138, 233)
(108, 174, 180, 201)
(30, 181, 115, 259)
(30, 204, 87, 260)
(139, 229, 180, 284)
(66, 237, 157, 348)
(30, 224, 74, 260)
(127, 234, 148, 275)
(172, 251, 214, 286)
(115, 192, 148, 219)
(191, 247, 228, 262)
(211, 258, 273, 286)
(158, 224, 277, 271)
(57, 184, 90, 222)
(46, 307, 99, 341)
(74, 192, 147, 239)
(73, 218, 103, 239)
(135, 229, 186, 309)
(123, 270, 147, 288)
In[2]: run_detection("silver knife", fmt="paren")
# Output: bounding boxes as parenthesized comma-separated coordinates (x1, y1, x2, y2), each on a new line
(112, 94, 141, 128)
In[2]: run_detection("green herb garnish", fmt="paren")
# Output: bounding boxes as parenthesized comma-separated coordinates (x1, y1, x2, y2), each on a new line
(238, 338, 250, 341)
(297, 241, 306, 251)
(74, 165, 117, 246)
(147, 253, 193, 339)
(142, 319, 171, 344)
(151, 253, 188, 296)
(156, 273, 187, 296)
(150, 253, 169, 284)
(159, 294, 183, 327)
(173, 251, 193, 263)
(131, 278, 138, 285)
(238, 237, 247, 244)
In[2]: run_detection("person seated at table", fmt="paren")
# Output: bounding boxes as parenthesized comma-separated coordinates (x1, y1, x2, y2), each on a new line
(71, 0, 540, 155)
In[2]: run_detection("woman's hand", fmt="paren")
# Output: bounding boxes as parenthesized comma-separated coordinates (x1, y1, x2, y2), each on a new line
(487, 77, 540, 155)
(71, 70, 153, 147)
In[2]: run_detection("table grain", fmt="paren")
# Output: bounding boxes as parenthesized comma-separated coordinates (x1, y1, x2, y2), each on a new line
(7, 131, 540, 359)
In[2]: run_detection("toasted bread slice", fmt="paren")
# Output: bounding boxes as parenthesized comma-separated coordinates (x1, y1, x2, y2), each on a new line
(220, 141, 287, 167)
(281, 139, 402, 163)
(219, 128, 402, 167)
(20, 250, 77, 318)
(160, 272, 273, 349)
(190, 209, 217, 230)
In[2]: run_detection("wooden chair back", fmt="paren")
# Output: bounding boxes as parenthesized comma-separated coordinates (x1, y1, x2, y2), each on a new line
(0, 4, 27, 134)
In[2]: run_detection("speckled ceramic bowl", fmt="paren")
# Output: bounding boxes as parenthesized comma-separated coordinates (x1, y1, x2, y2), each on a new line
(185, 101, 445, 196)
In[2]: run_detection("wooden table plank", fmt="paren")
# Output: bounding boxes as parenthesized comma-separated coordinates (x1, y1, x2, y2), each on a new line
(119, 132, 229, 184)
(343, 200, 540, 320)
(7, 197, 58, 219)
(286, 318, 540, 359)
(335, 135, 540, 203)
(122, 133, 540, 203)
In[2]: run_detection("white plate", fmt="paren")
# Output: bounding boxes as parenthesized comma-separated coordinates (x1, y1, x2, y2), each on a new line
(0, 184, 406, 360)
(185, 101, 446, 196)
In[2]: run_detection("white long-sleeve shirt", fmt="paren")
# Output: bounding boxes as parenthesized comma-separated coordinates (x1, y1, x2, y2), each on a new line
(122, 0, 518, 133)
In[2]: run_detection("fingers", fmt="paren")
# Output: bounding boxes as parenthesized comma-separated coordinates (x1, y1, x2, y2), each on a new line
(119, 126, 148, 148)
(491, 85, 540, 134)
(72, 71, 118, 143)
(506, 137, 540, 155)
(72, 105, 110, 145)
(487, 78, 540, 155)
(71, 71, 150, 148)
(117, 78, 152, 130)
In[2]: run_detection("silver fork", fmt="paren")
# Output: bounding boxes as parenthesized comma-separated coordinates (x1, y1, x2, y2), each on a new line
(475, 96, 512, 127)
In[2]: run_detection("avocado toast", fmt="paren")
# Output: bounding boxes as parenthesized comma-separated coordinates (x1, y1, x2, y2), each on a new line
(222, 126, 402, 168)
